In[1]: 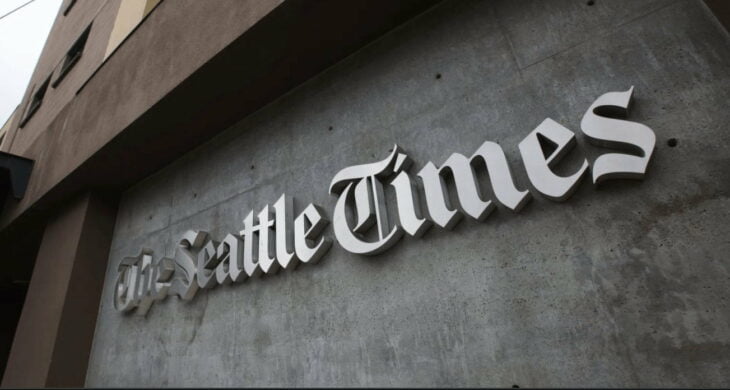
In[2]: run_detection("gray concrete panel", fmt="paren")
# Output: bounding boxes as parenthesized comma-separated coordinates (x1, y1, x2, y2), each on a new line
(86, 0, 730, 387)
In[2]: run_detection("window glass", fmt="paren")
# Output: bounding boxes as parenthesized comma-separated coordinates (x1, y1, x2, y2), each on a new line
(52, 24, 91, 88)
(20, 76, 51, 127)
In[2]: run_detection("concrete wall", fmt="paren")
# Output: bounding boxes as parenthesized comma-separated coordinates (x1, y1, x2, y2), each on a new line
(86, 0, 730, 387)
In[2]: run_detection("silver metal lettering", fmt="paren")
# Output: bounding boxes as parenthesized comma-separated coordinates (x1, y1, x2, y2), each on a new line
(240, 211, 262, 278)
(113, 87, 658, 316)
(330, 146, 406, 255)
(273, 194, 298, 270)
(256, 205, 279, 274)
(519, 118, 589, 201)
(215, 234, 244, 284)
(169, 230, 206, 300)
(294, 204, 332, 263)
(113, 249, 175, 315)
(197, 239, 219, 289)
(418, 141, 530, 229)
(580, 86, 656, 183)
(390, 169, 430, 238)
(113, 260, 137, 313)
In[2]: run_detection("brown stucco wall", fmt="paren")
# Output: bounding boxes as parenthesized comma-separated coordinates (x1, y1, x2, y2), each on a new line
(0, 0, 284, 228)
(4, 0, 120, 154)
(1, 192, 116, 387)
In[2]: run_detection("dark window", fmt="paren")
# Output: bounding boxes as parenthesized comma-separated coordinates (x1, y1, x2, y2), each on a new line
(52, 24, 91, 88)
(20, 77, 51, 128)
(63, 0, 77, 16)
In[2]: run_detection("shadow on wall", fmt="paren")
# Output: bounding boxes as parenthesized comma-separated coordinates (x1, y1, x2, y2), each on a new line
(0, 223, 43, 382)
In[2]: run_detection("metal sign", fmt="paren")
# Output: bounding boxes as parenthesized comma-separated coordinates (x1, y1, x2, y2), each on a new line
(114, 87, 655, 315)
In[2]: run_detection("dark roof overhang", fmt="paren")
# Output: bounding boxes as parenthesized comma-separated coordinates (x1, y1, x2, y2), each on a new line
(0, 151, 33, 207)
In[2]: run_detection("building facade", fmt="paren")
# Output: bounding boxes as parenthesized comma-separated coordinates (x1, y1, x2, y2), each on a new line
(0, 0, 729, 387)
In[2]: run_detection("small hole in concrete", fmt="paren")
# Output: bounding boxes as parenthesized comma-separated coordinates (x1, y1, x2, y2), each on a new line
(193, 193, 197, 198)
(586, 0, 595, 5)
(435, 73, 442, 79)
(250, 165, 255, 170)
(667, 138, 678, 147)
(328, 126, 333, 131)
(512, 385, 520, 389)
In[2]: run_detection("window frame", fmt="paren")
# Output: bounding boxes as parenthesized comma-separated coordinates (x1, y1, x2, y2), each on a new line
(52, 24, 91, 88)
(62, 0, 77, 16)
(19, 76, 52, 128)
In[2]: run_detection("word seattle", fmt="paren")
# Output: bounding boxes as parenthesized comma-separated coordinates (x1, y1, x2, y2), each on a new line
(115, 87, 655, 315)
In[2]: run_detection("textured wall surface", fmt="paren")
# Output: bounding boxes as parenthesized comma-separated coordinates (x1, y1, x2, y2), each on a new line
(86, 0, 730, 386)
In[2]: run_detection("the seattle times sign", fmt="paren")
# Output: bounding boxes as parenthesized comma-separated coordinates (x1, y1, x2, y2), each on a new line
(114, 87, 656, 315)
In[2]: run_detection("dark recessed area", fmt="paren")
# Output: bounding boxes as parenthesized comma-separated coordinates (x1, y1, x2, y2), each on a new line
(667, 138, 678, 147)
(435, 73, 442, 79)
(587, 0, 595, 6)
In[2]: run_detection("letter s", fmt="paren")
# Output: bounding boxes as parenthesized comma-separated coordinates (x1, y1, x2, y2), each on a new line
(169, 230, 207, 301)
(580, 86, 656, 184)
